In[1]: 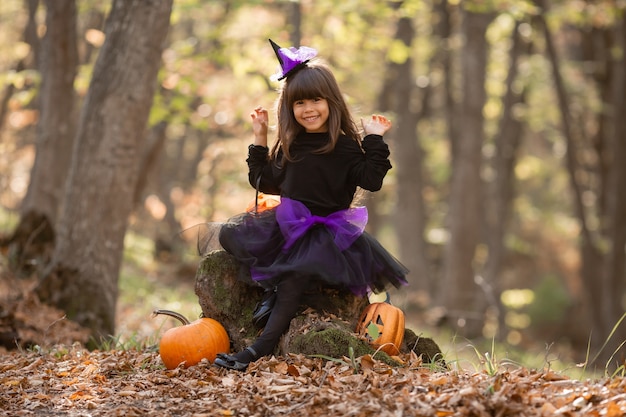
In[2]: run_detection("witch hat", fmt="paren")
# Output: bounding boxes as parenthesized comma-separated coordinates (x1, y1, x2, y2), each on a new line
(269, 38, 317, 81)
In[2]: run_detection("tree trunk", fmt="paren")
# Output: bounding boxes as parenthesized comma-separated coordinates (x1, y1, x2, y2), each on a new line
(483, 21, 531, 339)
(10, 0, 78, 273)
(378, 11, 431, 296)
(439, 8, 493, 337)
(598, 12, 626, 369)
(133, 121, 168, 208)
(194, 250, 369, 353)
(36, 0, 173, 342)
(437, 0, 460, 169)
(287, 1, 302, 47)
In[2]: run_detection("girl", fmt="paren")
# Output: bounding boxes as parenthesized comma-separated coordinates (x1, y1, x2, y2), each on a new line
(214, 40, 408, 371)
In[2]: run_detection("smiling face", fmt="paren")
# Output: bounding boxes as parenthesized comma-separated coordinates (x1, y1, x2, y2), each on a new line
(292, 97, 329, 133)
(276, 63, 359, 161)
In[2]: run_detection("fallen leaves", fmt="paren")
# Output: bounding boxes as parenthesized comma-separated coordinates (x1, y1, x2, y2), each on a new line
(0, 289, 90, 350)
(1, 344, 625, 416)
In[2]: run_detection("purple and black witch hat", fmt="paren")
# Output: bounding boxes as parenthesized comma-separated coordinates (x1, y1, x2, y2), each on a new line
(269, 39, 317, 81)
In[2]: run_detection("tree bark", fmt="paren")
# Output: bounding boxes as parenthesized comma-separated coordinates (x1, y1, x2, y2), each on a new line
(36, 0, 173, 341)
(11, 0, 78, 270)
(439, 8, 494, 337)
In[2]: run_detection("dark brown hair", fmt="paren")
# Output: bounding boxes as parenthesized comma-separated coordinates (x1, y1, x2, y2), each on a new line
(270, 61, 360, 162)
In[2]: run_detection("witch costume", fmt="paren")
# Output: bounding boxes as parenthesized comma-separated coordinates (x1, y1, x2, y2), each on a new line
(219, 132, 408, 296)
(213, 40, 408, 371)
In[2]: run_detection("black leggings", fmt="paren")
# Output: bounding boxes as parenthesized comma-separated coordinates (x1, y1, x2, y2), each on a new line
(235, 274, 309, 362)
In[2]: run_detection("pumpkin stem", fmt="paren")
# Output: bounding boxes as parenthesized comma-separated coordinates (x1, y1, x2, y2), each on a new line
(152, 309, 191, 325)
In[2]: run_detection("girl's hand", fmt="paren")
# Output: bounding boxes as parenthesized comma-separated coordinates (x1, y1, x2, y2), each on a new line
(251, 106, 269, 146)
(361, 114, 392, 136)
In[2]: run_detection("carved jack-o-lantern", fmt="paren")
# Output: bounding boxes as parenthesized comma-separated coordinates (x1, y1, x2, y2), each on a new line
(356, 302, 405, 355)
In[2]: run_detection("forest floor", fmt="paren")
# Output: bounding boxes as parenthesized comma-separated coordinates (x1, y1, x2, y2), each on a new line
(2, 342, 626, 417)
(1, 259, 626, 416)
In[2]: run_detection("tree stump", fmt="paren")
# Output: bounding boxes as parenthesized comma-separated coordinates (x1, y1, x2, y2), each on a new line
(194, 250, 444, 365)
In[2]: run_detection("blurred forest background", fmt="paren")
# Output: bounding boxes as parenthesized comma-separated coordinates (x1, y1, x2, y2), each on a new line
(0, 0, 625, 372)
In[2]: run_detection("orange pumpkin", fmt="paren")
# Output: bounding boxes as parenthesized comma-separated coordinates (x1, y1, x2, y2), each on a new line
(355, 302, 405, 355)
(153, 309, 230, 369)
(246, 193, 280, 213)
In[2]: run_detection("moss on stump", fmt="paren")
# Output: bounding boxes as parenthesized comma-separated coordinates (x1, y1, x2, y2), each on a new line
(281, 313, 445, 367)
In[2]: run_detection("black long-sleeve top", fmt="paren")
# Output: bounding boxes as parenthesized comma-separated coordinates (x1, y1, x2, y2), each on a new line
(247, 132, 392, 217)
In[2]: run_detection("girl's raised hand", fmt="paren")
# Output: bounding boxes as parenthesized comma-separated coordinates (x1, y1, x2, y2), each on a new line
(250, 106, 269, 146)
(361, 114, 392, 136)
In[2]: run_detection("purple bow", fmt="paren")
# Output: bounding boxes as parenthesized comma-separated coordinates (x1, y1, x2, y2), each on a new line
(276, 198, 368, 251)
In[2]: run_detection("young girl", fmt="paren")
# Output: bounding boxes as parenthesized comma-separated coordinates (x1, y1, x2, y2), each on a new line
(214, 40, 408, 371)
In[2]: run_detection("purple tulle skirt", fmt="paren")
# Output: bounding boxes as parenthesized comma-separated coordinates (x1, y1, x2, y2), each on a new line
(218, 199, 408, 296)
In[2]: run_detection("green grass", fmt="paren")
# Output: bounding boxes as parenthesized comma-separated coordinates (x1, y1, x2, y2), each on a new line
(419, 326, 604, 380)
(582, 312, 626, 378)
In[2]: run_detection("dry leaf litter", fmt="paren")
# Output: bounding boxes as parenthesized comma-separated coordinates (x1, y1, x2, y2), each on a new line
(2, 343, 626, 416)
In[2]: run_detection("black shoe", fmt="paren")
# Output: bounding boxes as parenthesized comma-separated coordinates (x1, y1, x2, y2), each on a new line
(213, 347, 258, 371)
(252, 287, 277, 328)
(214, 354, 249, 371)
